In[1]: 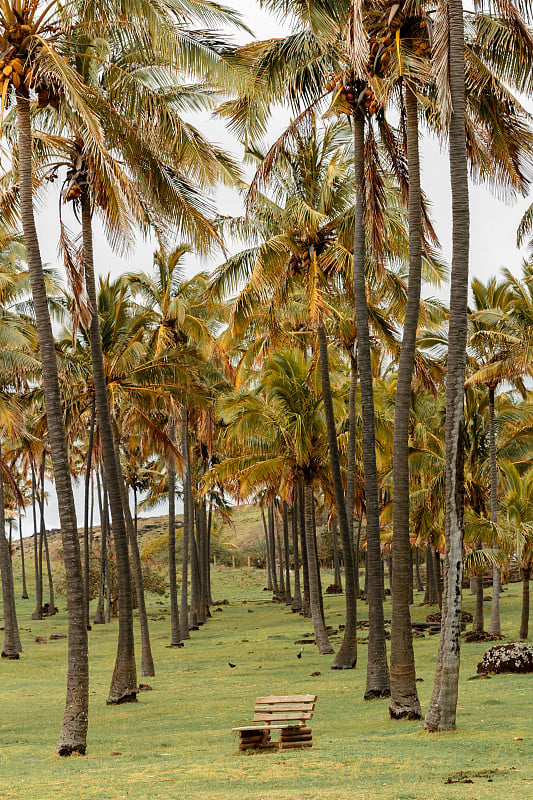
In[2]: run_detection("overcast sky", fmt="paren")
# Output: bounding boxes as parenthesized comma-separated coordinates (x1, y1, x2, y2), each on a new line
(26, 0, 533, 534)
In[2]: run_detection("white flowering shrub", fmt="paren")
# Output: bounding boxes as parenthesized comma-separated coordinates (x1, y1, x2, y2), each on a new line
(477, 643, 533, 675)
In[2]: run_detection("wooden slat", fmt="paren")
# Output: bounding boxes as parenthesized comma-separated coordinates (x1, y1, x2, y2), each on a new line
(232, 725, 270, 732)
(279, 741, 313, 750)
(255, 695, 316, 704)
(253, 711, 312, 722)
(255, 703, 315, 713)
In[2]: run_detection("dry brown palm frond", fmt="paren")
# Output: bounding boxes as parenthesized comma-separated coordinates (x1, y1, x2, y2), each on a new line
(432, 0, 452, 127)
(345, 0, 369, 80)
(246, 103, 320, 214)
(58, 222, 91, 342)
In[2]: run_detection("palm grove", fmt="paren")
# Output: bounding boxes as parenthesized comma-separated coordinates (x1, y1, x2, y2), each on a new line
(0, 0, 532, 756)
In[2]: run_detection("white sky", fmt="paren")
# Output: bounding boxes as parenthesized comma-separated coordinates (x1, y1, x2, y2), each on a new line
(25, 0, 533, 534)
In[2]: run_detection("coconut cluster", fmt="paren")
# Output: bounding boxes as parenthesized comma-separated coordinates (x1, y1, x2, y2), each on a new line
(477, 642, 533, 675)
(369, 3, 432, 78)
(325, 73, 380, 118)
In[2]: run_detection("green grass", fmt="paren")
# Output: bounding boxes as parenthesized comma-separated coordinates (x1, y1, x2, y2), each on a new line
(1, 562, 531, 800)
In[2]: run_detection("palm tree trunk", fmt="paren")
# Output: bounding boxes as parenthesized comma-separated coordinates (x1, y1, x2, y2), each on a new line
(110, 417, 155, 677)
(31, 462, 43, 620)
(434, 549, 443, 610)
(16, 91, 88, 754)
(390, 83, 422, 720)
(291, 500, 302, 612)
(189, 509, 200, 629)
(355, 512, 362, 599)
(180, 408, 190, 641)
(346, 350, 358, 543)
(519, 565, 530, 641)
(332, 517, 342, 591)
(473, 571, 484, 634)
(415, 548, 424, 592)
(424, 0, 469, 732)
(352, 111, 390, 697)
(487, 385, 501, 636)
(90, 474, 95, 551)
(0, 452, 21, 659)
(304, 480, 333, 654)
(168, 419, 182, 647)
(43, 528, 55, 616)
(283, 501, 291, 604)
(277, 528, 286, 600)
(94, 467, 107, 625)
(261, 506, 273, 590)
(20, 516, 28, 599)
(83, 400, 96, 629)
(317, 321, 356, 668)
(80, 191, 137, 703)
(206, 501, 213, 607)
(298, 479, 311, 616)
(268, 504, 279, 597)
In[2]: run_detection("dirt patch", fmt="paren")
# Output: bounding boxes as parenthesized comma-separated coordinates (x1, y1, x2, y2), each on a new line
(463, 630, 501, 643)
(445, 769, 506, 784)
(477, 642, 533, 674)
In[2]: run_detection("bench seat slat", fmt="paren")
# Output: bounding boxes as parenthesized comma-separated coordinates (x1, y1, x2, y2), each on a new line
(253, 711, 312, 722)
(255, 695, 316, 704)
(255, 703, 315, 713)
(233, 723, 304, 731)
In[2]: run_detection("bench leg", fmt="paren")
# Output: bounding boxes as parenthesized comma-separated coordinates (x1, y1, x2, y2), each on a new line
(279, 726, 312, 750)
(239, 730, 273, 751)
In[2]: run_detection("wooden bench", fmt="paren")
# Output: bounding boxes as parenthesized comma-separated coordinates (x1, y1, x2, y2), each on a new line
(233, 694, 316, 751)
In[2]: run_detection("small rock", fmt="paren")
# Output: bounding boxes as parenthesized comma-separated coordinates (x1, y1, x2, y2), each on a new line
(34, 636, 47, 644)
(310, 671, 321, 677)
(50, 632, 67, 640)
(138, 684, 152, 691)
(110, 752, 122, 756)
(416, 678, 424, 682)
(247, 609, 254, 613)
(513, 737, 523, 742)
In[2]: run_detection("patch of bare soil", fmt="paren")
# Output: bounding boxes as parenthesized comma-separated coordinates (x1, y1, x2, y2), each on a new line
(445, 769, 507, 785)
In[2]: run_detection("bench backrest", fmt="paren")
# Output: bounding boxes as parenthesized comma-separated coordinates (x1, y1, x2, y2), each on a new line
(253, 695, 316, 727)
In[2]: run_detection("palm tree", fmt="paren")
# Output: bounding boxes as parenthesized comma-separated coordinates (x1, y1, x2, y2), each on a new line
(500, 463, 533, 641)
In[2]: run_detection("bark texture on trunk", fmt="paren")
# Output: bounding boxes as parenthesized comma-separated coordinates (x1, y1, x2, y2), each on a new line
(283, 501, 291, 604)
(17, 91, 89, 755)
(332, 517, 342, 591)
(291, 500, 302, 611)
(304, 481, 333, 654)
(424, 0, 469, 732)
(298, 480, 311, 616)
(414, 548, 424, 592)
(94, 468, 107, 625)
(80, 192, 137, 703)
(19, 517, 28, 599)
(390, 84, 422, 720)
(268, 504, 279, 598)
(261, 506, 273, 591)
(519, 566, 530, 641)
(316, 322, 357, 668)
(487, 386, 501, 636)
(180, 409, 191, 640)
(168, 419, 182, 647)
(352, 112, 390, 697)
(83, 400, 96, 629)
(31, 465, 42, 619)
(0, 458, 21, 658)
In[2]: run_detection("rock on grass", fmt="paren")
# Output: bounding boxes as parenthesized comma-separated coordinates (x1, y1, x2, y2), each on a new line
(477, 642, 533, 675)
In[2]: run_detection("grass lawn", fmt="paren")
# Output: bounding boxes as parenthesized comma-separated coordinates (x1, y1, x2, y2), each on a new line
(0, 563, 531, 800)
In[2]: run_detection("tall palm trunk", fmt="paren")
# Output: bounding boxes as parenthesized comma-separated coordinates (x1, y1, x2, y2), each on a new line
(317, 321, 357, 668)
(42, 528, 55, 615)
(487, 385, 501, 635)
(268, 504, 279, 597)
(352, 112, 390, 697)
(414, 548, 424, 592)
(80, 192, 137, 703)
(424, 0, 469, 732)
(282, 501, 291, 605)
(390, 85, 422, 720)
(298, 479, 311, 616)
(0, 451, 21, 659)
(94, 467, 107, 625)
(17, 91, 88, 754)
(20, 516, 28, 599)
(83, 399, 96, 629)
(332, 517, 342, 591)
(261, 506, 273, 590)
(110, 417, 155, 676)
(291, 500, 302, 612)
(168, 419, 182, 647)
(346, 350, 357, 541)
(180, 408, 191, 641)
(519, 565, 530, 641)
(277, 529, 286, 600)
(304, 480, 334, 654)
(31, 464, 42, 619)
